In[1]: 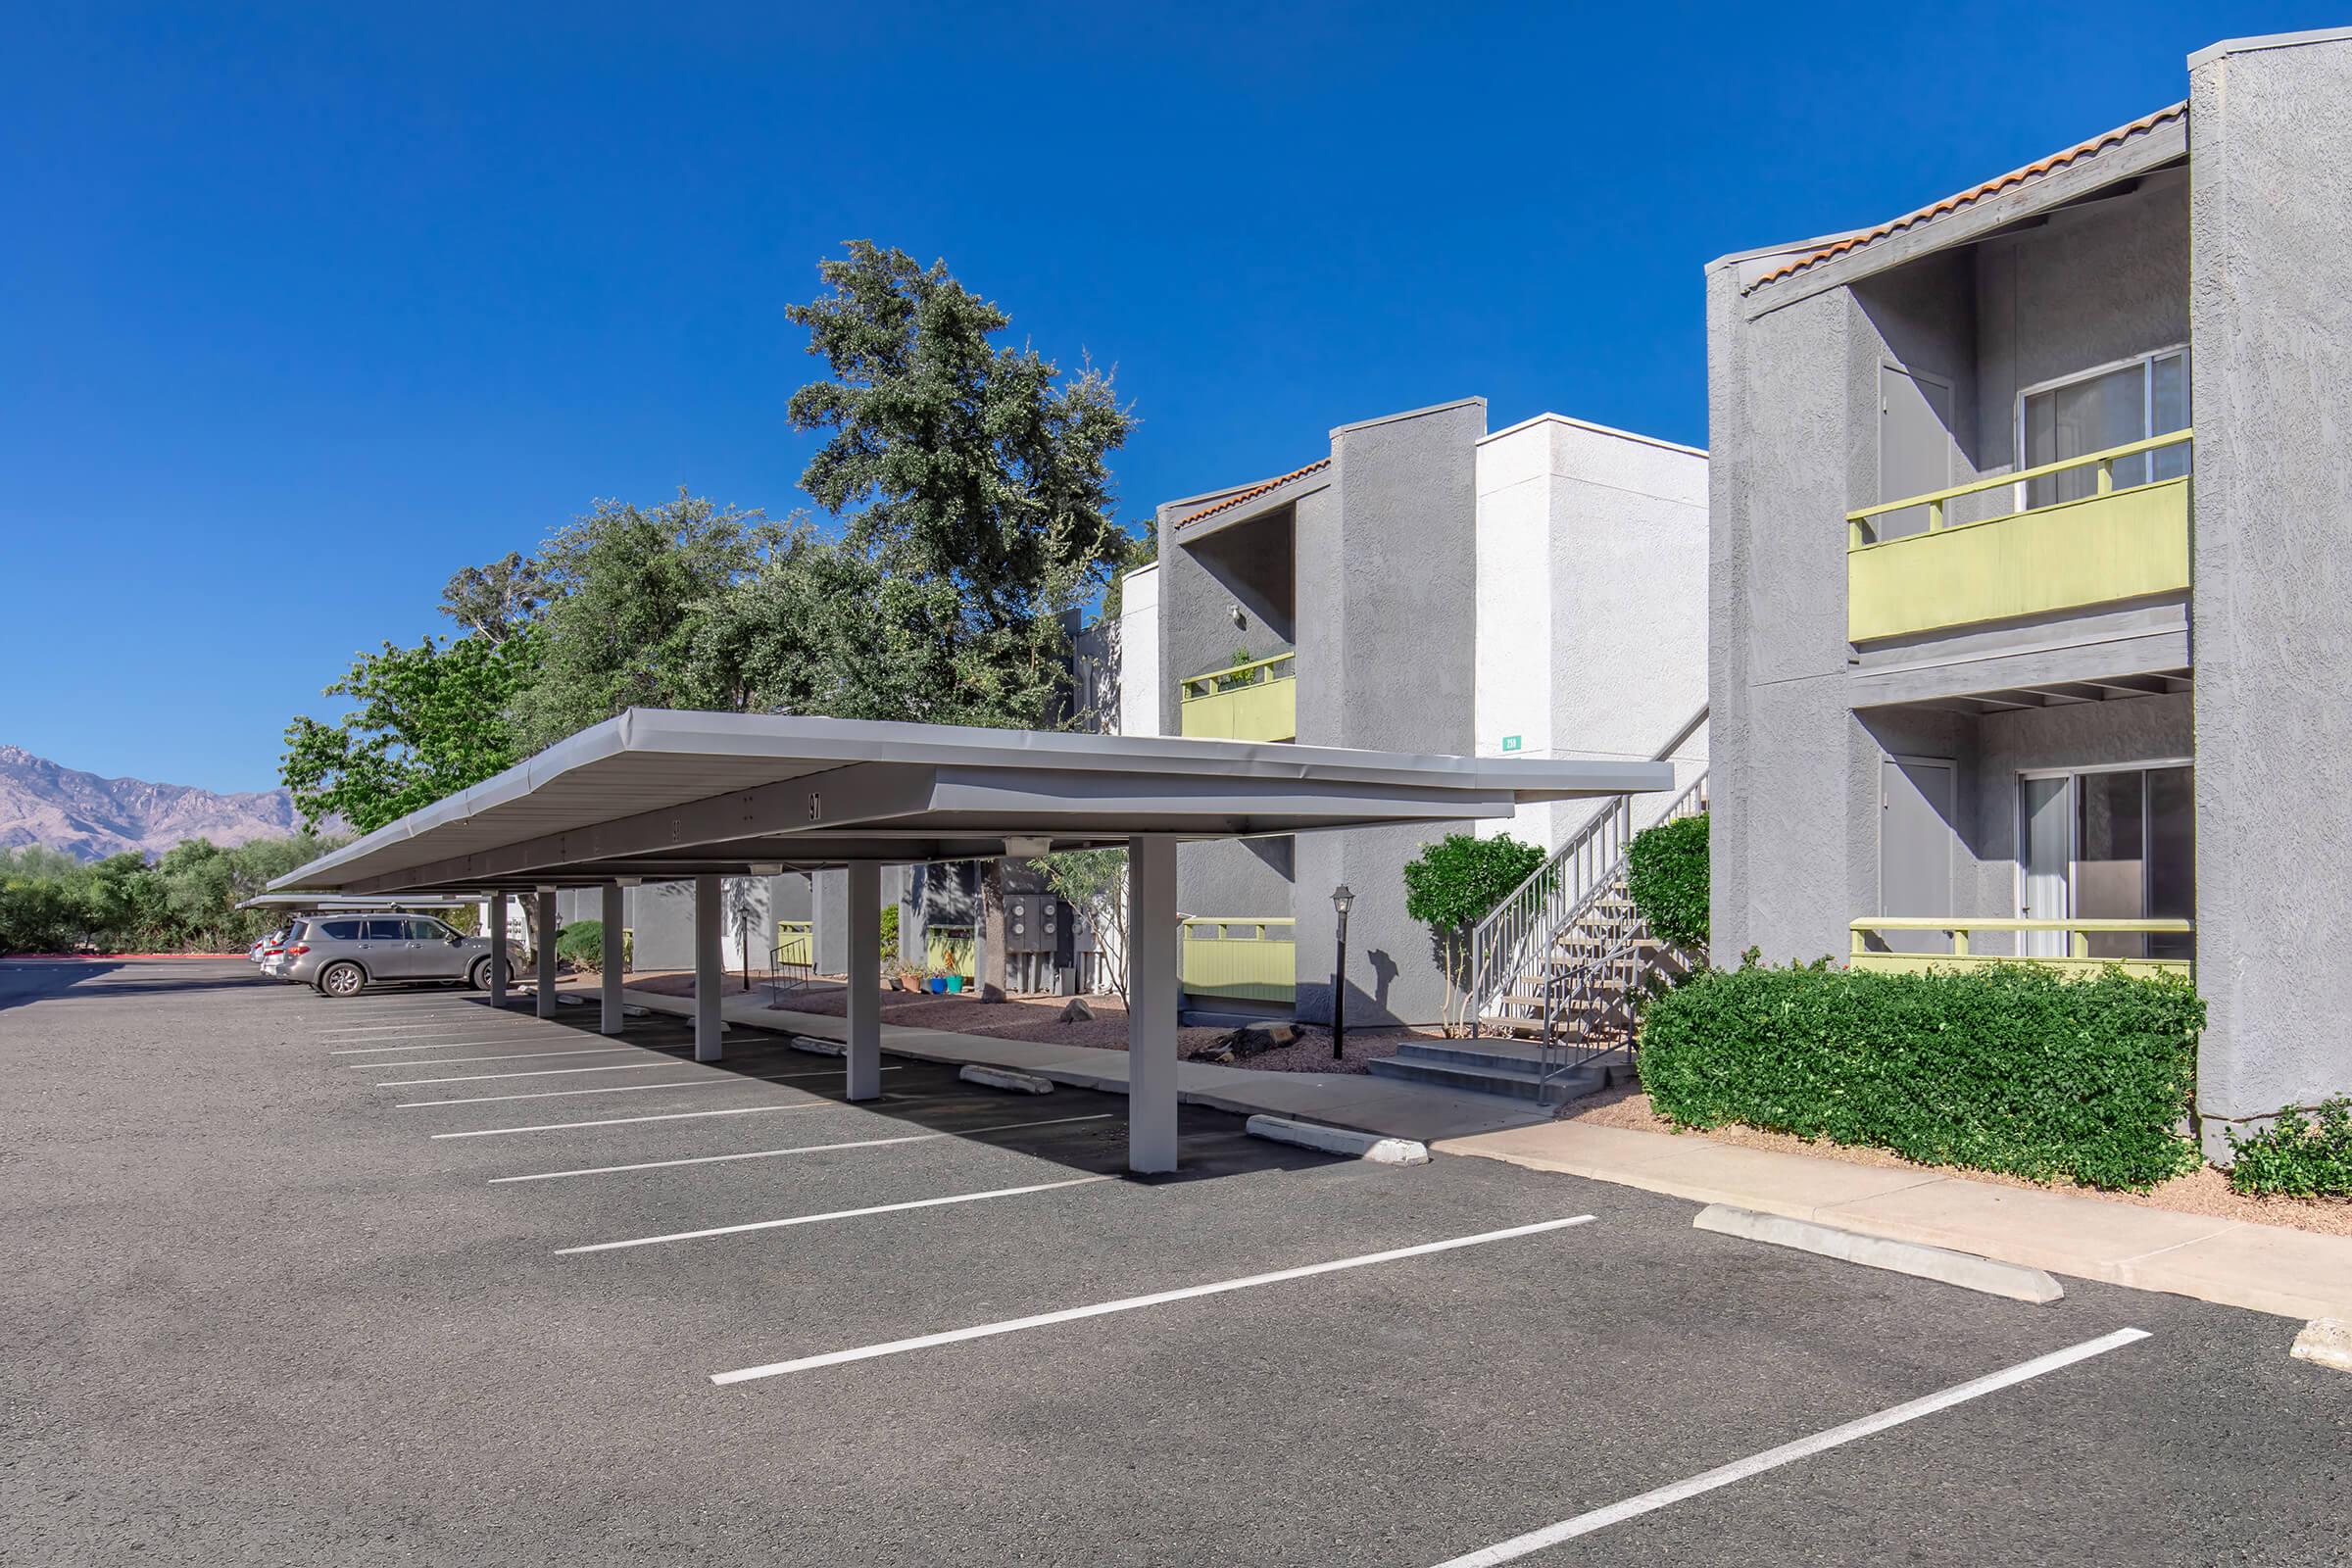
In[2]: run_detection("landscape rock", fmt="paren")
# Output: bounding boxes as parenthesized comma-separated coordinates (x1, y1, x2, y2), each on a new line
(1058, 998, 1095, 1023)
(1189, 1022, 1305, 1064)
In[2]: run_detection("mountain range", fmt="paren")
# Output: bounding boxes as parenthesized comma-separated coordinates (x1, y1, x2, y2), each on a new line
(0, 745, 326, 861)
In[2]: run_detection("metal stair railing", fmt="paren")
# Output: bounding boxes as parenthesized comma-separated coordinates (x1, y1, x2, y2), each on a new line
(1527, 769, 1709, 1093)
(1467, 705, 1708, 1036)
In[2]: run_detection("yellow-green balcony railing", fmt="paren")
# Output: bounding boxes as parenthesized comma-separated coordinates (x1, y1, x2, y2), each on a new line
(1849, 917, 2192, 981)
(1180, 917, 1296, 1004)
(1179, 653, 1296, 742)
(1845, 429, 2191, 643)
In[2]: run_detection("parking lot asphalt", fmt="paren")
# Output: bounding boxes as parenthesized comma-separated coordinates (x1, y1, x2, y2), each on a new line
(3, 958, 2347, 1566)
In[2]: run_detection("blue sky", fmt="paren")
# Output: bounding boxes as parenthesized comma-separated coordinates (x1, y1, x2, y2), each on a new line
(1, 1, 2329, 791)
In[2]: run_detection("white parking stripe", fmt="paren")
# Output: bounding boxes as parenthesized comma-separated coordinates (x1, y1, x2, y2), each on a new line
(709, 1215, 1598, 1386)
(376, 1062, 688, 1087)
(431, 1102, 859, 1139)
(559, 1176, 1114, 1254)
(320, 1024, 544, 1038)
(396, 1066, 901, 1108)
(1425, 1327, 2152, 1567)
(342, 1047, 642, 1069)
(330, 1039, 564, 1054)
(487, 1112, 1115, 1183)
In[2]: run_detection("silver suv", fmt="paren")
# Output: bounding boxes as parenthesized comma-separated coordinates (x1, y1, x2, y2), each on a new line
(283, 915, 509, 999)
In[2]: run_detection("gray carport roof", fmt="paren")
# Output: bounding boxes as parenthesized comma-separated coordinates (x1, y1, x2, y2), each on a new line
(234, 894, 477, 910)
(269, 709, 1673, 897)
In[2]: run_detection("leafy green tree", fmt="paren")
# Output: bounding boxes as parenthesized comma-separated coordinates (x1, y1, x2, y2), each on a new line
(509, 492, 783, 752)
(785, 241, 1137, 997)
(1402, 832, 1547, 1036)
(439, 551, 546, 645)
(281, 628, 540, 834)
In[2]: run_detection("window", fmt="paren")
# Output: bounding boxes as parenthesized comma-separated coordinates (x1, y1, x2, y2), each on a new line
(363, 918, 407, 942)
(2020, 348, 2189, 508)
(404, 918, 453, 941)
(2015, 764, 2193, 959)
(319, 920, 362, 941)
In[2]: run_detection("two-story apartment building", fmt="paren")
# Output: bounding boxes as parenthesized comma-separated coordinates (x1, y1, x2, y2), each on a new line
(1133, 396, 1708, 1031)
(1706, 27, 2352, 1154)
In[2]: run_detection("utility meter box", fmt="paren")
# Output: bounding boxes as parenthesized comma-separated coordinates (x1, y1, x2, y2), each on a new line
(1004, 893, 1059, 955)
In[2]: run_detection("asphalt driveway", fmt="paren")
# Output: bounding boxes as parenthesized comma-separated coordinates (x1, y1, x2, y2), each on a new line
(2, 958, 2344, 1566)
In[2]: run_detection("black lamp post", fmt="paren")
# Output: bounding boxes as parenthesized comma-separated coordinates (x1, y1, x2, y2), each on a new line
(1330, 883, 1354, 1059)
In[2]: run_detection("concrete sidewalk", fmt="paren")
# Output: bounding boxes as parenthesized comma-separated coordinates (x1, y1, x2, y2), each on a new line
(1443, 1118, 2352, 1324)
(595, 981, 1553, 1145)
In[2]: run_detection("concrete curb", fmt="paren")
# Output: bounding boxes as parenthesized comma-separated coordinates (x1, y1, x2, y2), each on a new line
(2291, 1317, 2352, 1373)
(1694, 1203, 2064, 1303)
(959, 1064, 1056, 1095)
(1246, 1115, 1430, 1165)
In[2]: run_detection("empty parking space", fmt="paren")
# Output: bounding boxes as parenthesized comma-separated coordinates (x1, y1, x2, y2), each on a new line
(4, 959, 2343, 1567)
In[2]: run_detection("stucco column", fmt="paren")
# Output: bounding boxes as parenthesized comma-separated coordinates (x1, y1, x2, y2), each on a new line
(694, 873, 723, 1063)
(488, 892, 509, 1007)
(600, 882, 625, 1036)
(846, 861, 882, 1101)
(1126, 835, 1179, 1174)
(534, 888, 558, 1019)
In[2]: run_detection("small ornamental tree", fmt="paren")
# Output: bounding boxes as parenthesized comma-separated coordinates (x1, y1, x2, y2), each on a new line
(1402, 832, 1546, 1036)
(1034, 848, 1129, 999)
(1626, 811, 1709, 953)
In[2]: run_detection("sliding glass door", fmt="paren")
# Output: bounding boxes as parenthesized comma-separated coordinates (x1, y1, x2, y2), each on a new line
(2014, 765, 2194, 959)
(2020, 348, 2189, 509)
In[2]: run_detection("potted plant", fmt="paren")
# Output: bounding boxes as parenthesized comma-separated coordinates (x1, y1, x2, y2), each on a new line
(926, 967, 951, 995)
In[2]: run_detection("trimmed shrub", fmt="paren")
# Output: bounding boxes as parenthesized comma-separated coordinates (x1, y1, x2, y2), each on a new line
(556, 919, 605, 971)
(2226, 1099, 2352, 1198)
(1625, 811, 1708, 951)
(1637, 956, 2203, 1191)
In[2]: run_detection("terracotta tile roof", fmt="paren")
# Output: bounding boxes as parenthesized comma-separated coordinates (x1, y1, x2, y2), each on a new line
(1746, 102, 2188, 293)
(1173, 459, 1331, 529)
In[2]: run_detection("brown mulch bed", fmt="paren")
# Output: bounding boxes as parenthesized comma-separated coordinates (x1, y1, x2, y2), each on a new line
(1563, 1081, 2352, 1240)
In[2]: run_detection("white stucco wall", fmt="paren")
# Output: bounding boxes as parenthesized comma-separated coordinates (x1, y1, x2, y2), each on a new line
(1116, 562, 1163, 738)
(1474, 413, 1710, 850)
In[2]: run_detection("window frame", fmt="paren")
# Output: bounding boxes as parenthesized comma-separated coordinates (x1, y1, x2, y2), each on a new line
(2012, 343, 2189, 511)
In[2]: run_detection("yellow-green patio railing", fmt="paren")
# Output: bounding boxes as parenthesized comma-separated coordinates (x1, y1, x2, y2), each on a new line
(924, 925, 976, 979)
(772, 921, 814, 969)
(1845, 429, 2191, 641)
(1849, 917, 2192, 981)
(1180, 916, 1296, 1003)
(1845, 428, 2193, 547)
(1179, 653, 1297, 742)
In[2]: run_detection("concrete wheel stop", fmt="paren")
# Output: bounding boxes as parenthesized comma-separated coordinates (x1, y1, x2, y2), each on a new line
(1694, 1203, 2064, 1304)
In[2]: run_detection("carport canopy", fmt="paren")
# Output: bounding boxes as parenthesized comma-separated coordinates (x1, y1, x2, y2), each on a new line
(270, 710, 1672, 1171)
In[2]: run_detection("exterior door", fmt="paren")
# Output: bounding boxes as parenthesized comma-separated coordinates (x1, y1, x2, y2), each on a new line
(1880, 758, 1956, 953)
(1877, 366, 1956, 539)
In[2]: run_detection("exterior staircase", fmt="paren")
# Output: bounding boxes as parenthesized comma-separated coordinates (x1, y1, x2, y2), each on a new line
(1367, 709, 1709, 1106)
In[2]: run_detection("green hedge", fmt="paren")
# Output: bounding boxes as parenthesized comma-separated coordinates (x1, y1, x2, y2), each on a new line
(1638, 957, 2203, 1190)
(556, 920, 605, 970)
(2226, 1098, 2352, 1198)
(1625, 812, 1708, 950)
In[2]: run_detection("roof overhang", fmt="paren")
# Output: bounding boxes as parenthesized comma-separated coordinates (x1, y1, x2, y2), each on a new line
(268, 710, 1671, 898)
(233, 894, 479, 910)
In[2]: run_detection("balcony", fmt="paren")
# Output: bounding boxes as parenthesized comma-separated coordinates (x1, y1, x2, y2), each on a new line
(1849, 917, 2192, 982)
(1179, 653, 1296, 742)
(1845, 431, 2191, 644)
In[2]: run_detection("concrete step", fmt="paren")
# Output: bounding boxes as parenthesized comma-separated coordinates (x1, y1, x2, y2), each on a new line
(1367, 1043, 1631, 1102)
(1390, 1037, 1557, 1071)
